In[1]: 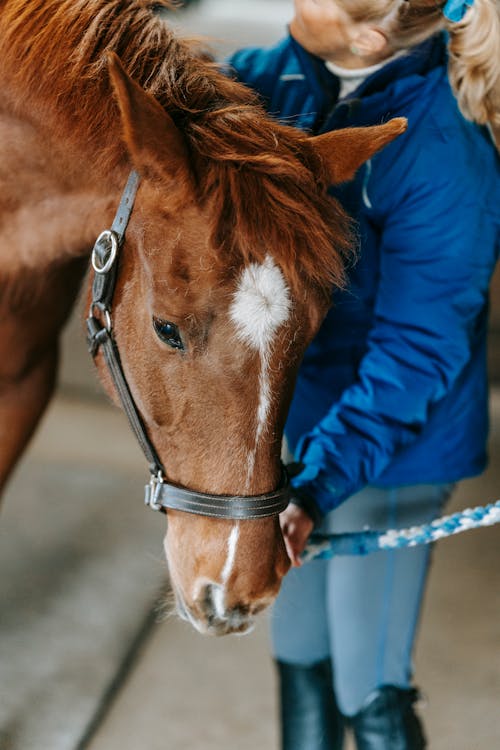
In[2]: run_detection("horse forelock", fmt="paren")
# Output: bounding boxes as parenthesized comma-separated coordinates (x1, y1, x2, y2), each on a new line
(0, 0, 353, 294)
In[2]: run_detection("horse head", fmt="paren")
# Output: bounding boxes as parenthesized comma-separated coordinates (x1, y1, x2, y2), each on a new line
(92, 54, 406, 635)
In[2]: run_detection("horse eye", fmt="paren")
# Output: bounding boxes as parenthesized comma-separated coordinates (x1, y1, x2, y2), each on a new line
(153, 317, 184, 350)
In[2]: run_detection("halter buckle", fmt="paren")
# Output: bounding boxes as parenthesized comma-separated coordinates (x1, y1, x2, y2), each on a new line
(88, 302, 112, 333)
(145, 471, 165, 512)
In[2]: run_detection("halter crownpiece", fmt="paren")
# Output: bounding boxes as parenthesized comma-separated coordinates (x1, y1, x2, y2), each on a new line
(86, 171, 290, 521)
(442, 0, 475, 22)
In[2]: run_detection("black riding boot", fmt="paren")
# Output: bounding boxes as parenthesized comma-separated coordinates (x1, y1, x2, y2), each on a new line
(350, 686, 426, 750)
(276, 659, 345, 750)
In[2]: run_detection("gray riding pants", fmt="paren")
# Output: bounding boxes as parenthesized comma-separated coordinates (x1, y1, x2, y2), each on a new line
(270, 484, 453, 717)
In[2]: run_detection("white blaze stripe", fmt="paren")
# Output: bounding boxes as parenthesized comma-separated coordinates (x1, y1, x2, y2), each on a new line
(230, 256, 291, 484)
(212, 524, 240, 619)
(221, 524, 240, 584)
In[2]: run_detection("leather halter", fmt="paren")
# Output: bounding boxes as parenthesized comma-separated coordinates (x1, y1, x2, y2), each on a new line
(86, 172, 290, 520)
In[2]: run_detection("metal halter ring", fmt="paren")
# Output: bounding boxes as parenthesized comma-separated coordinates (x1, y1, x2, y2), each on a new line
(91, 230, 119, 274)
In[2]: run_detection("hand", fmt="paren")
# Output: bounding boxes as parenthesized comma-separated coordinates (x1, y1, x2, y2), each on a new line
(279, 504, 314, 567)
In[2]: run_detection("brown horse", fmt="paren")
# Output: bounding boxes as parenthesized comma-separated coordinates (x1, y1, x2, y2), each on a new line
(0, 0, 405, 635)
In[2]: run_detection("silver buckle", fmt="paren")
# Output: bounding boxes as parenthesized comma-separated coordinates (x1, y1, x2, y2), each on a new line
(88, 302, 112, 333)
(145, 471, 164, 512)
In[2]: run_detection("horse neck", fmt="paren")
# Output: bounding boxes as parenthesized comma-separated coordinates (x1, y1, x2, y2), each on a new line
(0, 85, 129, 275)
(7, 96, 124, 189)
(0, 53, 123, 191)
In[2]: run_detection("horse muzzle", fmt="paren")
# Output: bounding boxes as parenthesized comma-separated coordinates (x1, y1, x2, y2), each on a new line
(175, 581, 272, 636)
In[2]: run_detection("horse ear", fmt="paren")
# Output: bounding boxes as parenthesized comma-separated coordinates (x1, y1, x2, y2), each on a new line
(107, 52, 188, 180)
(310, 118, 407, 184)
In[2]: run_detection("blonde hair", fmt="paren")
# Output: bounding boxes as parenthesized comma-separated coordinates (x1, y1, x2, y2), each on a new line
(342, 0, 500, 148)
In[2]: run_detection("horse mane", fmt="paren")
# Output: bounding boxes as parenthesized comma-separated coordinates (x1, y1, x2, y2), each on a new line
(0, 0, 353, 293)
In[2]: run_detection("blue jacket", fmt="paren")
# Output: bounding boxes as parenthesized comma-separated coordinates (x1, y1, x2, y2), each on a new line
(228, 34, 500, 516)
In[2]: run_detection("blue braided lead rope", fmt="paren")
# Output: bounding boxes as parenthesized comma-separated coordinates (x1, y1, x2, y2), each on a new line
(302, 500, 500, 562)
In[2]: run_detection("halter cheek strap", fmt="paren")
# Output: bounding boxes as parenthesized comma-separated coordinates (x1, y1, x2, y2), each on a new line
(86, 171, 290, 521)
(86, 171, 164, 476)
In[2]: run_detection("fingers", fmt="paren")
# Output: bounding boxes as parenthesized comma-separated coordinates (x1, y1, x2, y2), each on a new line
(284, 534, 301, 567)
(280, 518, 297, 566)
(280, 505, 315, 567)
(289, 526, 305, 567)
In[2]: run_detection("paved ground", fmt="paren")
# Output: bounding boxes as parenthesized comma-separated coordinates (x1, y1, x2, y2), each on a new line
(0, 398, 165, 750)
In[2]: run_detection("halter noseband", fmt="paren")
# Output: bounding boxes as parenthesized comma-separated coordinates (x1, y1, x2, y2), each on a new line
(86, 172, 290, 520)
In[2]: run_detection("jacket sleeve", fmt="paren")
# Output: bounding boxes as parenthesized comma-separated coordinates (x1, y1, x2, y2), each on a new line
(291, 152, 497, 515)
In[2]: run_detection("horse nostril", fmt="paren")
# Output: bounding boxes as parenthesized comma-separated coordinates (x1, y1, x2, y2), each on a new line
(232, 603, 250, 618)
(200, 583, 215, 620)
(201, 583, 212, 608)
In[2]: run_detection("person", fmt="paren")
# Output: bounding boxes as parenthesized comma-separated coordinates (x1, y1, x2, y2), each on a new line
(227, 1, 500, 748)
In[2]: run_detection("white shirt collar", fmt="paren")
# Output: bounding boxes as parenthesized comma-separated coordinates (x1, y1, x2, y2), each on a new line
(325, 51, 406, 99)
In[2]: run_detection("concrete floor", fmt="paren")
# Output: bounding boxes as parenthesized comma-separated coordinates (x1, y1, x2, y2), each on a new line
(85, 393, 500, 750)
(0, 397, 165, 750)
